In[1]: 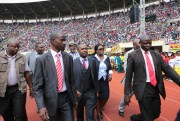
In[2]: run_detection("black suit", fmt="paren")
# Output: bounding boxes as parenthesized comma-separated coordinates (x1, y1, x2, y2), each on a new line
(125, 49, 180, 121)
(33, 51, 77, 121)
(73, 57, 98, 121)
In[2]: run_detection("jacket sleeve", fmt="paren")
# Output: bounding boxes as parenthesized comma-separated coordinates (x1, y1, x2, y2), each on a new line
(32, 57, 46, 110)
(69, 56, 78, 103)
(124, 53, 134, 95)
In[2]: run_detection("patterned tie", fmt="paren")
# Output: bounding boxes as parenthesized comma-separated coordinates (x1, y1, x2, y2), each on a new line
(56, 53, 63, 92)
(144, 52, 157, 87)
(82, 59, 86, 69)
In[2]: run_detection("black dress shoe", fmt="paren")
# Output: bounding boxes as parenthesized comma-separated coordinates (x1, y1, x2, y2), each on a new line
(119, 111, 124, 117)
(130, 114, 143, 121)
(100, 111, 104, 118)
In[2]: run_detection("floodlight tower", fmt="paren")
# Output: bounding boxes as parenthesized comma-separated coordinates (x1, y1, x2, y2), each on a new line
(140, 0, 146, 35)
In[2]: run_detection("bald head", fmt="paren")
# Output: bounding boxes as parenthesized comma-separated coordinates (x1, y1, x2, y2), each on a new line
(133, 39, 140, 50)
(139, 34, 152, 42)
(139, 34, 152, 51)
(50, 31, 65, 41)
(7, 39, 19, 46)
(6, 39, 20, 56)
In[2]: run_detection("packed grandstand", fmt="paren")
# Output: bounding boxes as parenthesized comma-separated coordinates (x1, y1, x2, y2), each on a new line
(0, 0, 179, 52)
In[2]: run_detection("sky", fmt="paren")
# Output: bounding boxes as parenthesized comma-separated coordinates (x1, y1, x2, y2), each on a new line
(0, 0, 49, 3)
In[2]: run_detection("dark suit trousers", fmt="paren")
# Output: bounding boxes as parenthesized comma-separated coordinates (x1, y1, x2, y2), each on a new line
(138, 83, 161, 121)
(77, 90, 97, 121)
(0, 85, 27, 121)
(49, 91, 74, 121)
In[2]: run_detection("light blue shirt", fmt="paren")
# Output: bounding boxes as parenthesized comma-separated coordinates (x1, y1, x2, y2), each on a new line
(50, 49, 67, 92)
(79, 57, 89, 69)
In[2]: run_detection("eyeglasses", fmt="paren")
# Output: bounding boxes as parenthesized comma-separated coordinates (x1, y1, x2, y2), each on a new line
(98, 48, 104, 50)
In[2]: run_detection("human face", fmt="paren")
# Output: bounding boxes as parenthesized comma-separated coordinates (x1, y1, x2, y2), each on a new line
(77, 44, 88, 58)
(69, 45, 76, 53)
(140, 40, 152, 52)
(7, 42, 19, 56)
(51, 35, 66, 52)
(35, 44, 45, 54)
(96, 45, 104, 55)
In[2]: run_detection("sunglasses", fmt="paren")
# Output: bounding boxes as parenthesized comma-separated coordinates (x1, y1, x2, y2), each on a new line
(98, 48, 104, 50)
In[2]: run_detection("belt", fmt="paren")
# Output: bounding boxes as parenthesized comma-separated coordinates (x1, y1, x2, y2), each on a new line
(7, 84, 18, 88)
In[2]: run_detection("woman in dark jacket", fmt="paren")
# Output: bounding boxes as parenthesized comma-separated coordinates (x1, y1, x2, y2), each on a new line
(91, 44, 113, 119)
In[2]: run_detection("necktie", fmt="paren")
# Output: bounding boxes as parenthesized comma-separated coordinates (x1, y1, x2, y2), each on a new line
(144, 52, 157, 87)
(82, 59, 86, 69)
(56, 54, 63, 92)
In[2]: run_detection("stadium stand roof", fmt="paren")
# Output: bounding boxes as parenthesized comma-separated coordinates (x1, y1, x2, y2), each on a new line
(0, 0, 159, 20)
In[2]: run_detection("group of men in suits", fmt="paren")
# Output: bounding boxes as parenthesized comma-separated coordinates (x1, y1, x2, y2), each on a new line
(30, 32, 180, 121)
(32, 31, 99, 121)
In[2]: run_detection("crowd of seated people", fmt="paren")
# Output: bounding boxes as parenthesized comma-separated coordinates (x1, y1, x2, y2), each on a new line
(0, 1, 179, 52)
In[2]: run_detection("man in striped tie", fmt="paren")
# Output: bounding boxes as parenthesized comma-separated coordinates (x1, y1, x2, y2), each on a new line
(124, 34, 180, 121)
(33, 31, 78, 121)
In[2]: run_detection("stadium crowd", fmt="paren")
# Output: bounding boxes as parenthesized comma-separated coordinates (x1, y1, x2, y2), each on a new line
(0, 1, 179, 52)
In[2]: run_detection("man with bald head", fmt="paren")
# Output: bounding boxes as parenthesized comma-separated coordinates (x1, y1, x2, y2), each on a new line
(118, 39, 140, 117)
(0, 39, 32, 121)
(73, 43, 98, 121)
(124, 34, 180, 121)
(33, 31, 77, 121)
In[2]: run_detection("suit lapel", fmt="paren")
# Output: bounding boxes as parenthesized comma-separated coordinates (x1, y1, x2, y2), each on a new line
(61, 51, 68, 83)
(136, 49, 146, 72)
(88, 57, 94, 81)
(46, 51, 58, 80)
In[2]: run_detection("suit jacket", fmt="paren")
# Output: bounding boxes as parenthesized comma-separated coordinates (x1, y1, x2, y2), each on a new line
(125, 49, 180, 101)
(26, 52, 37, 75)
(73, 57, 98, 95)
(33, 51, 77, 116)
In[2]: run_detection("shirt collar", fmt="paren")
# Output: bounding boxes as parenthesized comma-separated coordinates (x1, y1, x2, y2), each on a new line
(95, 54, 107, 62)
(79, 56, 88, 62)
(5, 50, 17, 58)
(140, 48, 150, 54)
(50, 49, 62, 58)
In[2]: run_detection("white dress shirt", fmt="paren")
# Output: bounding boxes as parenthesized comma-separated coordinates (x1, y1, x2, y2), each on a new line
(50, 49, 67, 92)
(95, 54, 113, 81)
(140, 48, 155, 83)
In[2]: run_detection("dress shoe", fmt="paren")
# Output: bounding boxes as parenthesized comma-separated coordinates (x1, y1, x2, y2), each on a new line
(130, 114, 143, 121)
(100, 111, 103, 119)
(118, 111, 124, 117)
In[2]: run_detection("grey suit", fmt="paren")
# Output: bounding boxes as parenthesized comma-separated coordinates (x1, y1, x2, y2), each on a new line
(73, 57, 98, 121)
(26, 52, 37, 75)
(33, 51, 77, 120)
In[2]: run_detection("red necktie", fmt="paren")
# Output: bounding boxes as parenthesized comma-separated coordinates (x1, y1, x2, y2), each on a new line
(56, 54, 63, 92)
(144, 52, 157, 87)
(82, 59, 86, 69)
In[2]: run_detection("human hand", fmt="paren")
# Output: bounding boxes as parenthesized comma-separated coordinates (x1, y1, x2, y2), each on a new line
(39, 108, 49, 121)
(124, 95, 130, 106)
(73, 102, 78, 110)
(76, 90, 81, 97)
(29, 88, 34, 98)
(108, 74, 112, 81)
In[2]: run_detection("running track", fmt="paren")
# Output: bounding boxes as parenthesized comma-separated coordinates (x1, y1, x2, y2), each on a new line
(26, 71, 180, 121)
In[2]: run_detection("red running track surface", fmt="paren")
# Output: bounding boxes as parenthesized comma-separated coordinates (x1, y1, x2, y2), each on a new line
(26, 71, 180, 121)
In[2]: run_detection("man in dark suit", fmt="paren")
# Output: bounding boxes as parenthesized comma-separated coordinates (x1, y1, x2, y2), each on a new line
(73, 43, 98, 121)
(124, 34, 180, 121)
(33, 31, 78, 121)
